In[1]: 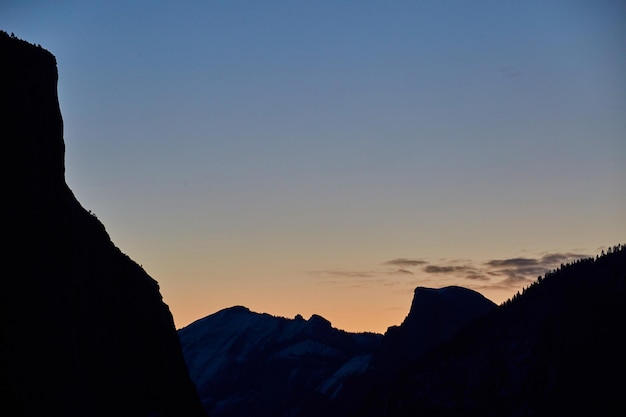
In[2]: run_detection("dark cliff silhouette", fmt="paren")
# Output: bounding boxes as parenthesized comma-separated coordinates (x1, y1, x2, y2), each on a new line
(356, 245, 626, 416)
(374, 286, 497, 374)
(309, 286, 497, 417)
(1, 31, 206, 417)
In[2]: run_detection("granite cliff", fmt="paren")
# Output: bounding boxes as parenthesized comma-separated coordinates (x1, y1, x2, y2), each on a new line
(1, 31, 207, 417)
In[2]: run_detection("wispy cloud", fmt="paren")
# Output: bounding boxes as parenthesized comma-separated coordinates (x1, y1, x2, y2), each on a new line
(539, 252, 588, 265)
(423, 264, 474, 274)
(484, 258, 546, 282)
(478, 252, 589, 292)
(392, 268, 414, 275)
(485, 257, 539, 268)
(306, 269, 411, 290)
(308, 270, 376, 279)
(308, 251, 590, 299)
(383, 258, 427, 267)
(464, 272, 489, 281)
(421, 263, 490, 282)
(484, 252, 589, 284)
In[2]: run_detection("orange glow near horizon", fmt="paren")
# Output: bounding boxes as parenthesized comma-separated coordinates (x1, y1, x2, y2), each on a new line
(156, 253, 584, 335)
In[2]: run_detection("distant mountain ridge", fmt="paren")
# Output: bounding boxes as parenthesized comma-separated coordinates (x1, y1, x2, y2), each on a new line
(179, 286, 496, 417)
(178, 305, 382, 417)
(179, 247, 625, 417)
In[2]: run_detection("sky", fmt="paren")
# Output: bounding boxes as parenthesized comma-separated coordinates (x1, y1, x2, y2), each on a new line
(2, 0, 624, 334)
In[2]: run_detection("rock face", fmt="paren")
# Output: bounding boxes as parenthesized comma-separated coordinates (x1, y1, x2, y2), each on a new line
(378, 286, 497, 364)
(1, 31, 206, 417)
(325, 286, 497, 416)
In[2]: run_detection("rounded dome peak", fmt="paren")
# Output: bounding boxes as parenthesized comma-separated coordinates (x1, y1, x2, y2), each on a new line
(308, 314, 331, 328)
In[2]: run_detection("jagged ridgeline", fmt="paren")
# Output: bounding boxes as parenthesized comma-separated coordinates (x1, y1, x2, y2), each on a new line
(1, 31, 206, 417)
(176, 246, 625, 417)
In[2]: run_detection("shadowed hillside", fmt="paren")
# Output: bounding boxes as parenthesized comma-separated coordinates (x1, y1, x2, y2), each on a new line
(178, 287, 496, 417)
(178, 247, 624, 417)
(1, 31, 206, 417)
(356, 244, 626, 416)
(179, 306, 382, 417)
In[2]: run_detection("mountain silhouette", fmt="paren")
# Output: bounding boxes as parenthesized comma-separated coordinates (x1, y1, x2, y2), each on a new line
(326, 286, 497, 415)
(178, 286, 496, 417)
(377, 285, 497, 366)
(178, 248, 625, 417)
(178, 306, 382, 417)
(1, 31, 206, 417)
(356, 245, 626, 416)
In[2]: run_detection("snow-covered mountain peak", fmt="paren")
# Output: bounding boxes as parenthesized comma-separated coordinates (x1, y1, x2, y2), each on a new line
(178, 305, 382, 416)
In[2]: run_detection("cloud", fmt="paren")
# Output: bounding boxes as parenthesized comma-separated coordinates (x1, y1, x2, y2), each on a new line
(539, 252, 588, 265)
(383, 258, 427, 267)
(306, 269, 414, 291)
(391, 268, 414, 275)
(464, 272, 489, 281)
(421, 263, 490, 282)
(308, 250, 590, 300)
(482, 251, 590, 288)
(423, 265, 474, 274)
(307, 270, 376, 279)
(484, 258, 545, 281)
(485, 252, 589, 280)
(485, 258, 539, 268)
(308, 267, 416, 279)
(413, 251, 590, 291)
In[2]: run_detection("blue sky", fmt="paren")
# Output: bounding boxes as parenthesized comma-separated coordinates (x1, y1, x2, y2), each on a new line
(3, 1, 624, 333)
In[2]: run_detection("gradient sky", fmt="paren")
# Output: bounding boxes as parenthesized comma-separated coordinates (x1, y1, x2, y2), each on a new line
(3, 1, 624, 333)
